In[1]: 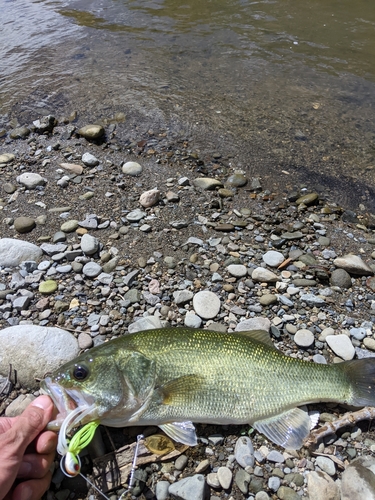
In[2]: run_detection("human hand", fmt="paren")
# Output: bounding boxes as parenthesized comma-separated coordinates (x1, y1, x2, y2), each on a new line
(0, 395, 57, 500)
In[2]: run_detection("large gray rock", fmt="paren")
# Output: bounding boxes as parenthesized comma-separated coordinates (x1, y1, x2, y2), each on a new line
(168, 474, 209, 500)
(306, 470, 340, 500)
(0, 238, 43, 267)
(0, 326, 79, 388)
(235, 317, 271, 332)
(341, 456, 375, 500)
(333, 254, 373, 276)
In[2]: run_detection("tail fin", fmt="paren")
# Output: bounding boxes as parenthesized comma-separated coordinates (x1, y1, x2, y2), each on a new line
(338, 358, 375, 407)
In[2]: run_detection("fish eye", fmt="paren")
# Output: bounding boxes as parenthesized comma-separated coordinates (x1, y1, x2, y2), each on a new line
(72, 365, 89, 381)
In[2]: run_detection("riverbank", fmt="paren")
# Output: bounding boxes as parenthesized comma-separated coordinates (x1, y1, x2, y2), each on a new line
(1, 115, 375, 499)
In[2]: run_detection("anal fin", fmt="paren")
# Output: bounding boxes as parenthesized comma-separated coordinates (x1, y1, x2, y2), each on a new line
(253, 407, 311, 450)
(159, 421, 198, 446)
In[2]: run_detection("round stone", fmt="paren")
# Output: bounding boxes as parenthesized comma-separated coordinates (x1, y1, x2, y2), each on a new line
(139, 188, 160, 208)
(262, 250, 285, 268)
(193, 290, 221, 319)
(81, 233, 99, 255)
(252, 267, 278, 283)
(122, 161, 143, 176)
(294, 329, 315, 348)
(330, 268, 352, 289)
(14, 217, 36, 234)
(184, 312, 202, 328)
(9, 127, 30, 139)
(78, 332, 93, 349)
(82, 262, 102, 278)
(78, 124, 105, 140)
(126, 208, 146, 222)
(315, 456, 336, 476)
(39, 280, 58, 294)
(235, 436, 255, 468)
(259, 294, 277, 306)
(60, 220, 79, 232)
(225, 171, 248, 188)
(59, 163, 83, 175)
(217, 466, 233, 490)
(227, 264, 248, 277)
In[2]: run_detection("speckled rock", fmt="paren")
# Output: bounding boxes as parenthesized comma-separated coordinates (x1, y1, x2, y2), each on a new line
(0, 325, 79, 388)
(17, 172, 46, 189)
(139, 188, 160, 207)
(234, 436, 255, 468)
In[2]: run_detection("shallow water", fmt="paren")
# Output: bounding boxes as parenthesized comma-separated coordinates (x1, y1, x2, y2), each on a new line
(1, 0, 375, 209)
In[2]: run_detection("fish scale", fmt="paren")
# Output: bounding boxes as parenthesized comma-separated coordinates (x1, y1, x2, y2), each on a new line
(42, 328, 375, 449)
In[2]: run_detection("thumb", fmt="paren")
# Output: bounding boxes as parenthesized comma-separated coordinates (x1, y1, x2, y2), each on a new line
(10, 396, 54, 455)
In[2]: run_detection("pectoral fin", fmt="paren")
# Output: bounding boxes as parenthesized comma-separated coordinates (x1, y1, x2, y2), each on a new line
(160, 374, 205, 406)
(253, 407, 311, 449)
(159, 421, 198, 446)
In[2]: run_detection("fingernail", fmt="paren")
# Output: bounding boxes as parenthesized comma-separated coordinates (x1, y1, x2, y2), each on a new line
(31, 394, 52, 410)
(18, 484, 33, 500)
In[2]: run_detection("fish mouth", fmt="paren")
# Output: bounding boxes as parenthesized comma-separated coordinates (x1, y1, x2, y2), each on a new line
(41, 377, 97, 431)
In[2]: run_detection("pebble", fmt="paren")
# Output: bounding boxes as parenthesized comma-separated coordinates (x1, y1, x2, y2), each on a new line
(82, 262, 102, 278)
(315, 456, 336, 476)
(17, 172, 46, 189)
(217, 466, 232, 490)
(39, 280, 58, 294)
(9, 126, 30, 139)
(60, 220, 79, 232)
(333, 254, 373, 276)
(193, 177, 223, 190)
(299, 293, 325, 307)
(262, 250, 285, 267)
(266, 450, 285, 463)
(77, 124, 105, 140)
(82, 152, 99, 166)
(174, 454, 188, 471)
(168, 474, 207, 500)
(139, 188, 160, 207)
(126, 208, 146, 222)
(81, 233, 100, 255)
(306, 470, 340, 500)
(227, 264, 248, 277)
(236, 317, 271, 332)
(330, 268, 352, 288)
(252, 267, 278, 282)
(0, 325, 79, 388)
(277, 486, 300, 500)
(0, 153, 15, 163)
(341, 456, 375, 500)
(225, 171, 247, 188)
(14, 217, 36, 234)
(193, 290, 221, 319)
(184, 312, 202, 328)
(59, 162, 83, 175)
(234, 436, 255, 468)
(5, 394, 36, 417)
(326, 334, 355, 360)
(122, 161, 143, 176)
(234, 468, 251, 494)
(294, 329, 315, 348)
(155, 481, 170, 500)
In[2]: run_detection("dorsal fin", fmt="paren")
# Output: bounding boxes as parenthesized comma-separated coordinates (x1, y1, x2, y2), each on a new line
(234, 329, 276, 349)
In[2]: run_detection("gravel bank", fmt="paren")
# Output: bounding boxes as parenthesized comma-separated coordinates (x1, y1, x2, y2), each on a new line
(2, 116, 375, 499)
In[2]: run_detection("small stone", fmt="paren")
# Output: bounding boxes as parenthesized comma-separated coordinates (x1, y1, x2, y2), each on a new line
(277, 485, 300, 500)
(82, 262, 102, 278)
(235, 469, 251, 494)
(9, 127, 30, 139)
(174, 455, 188, 471)
(263, 251, 285, 267)
(225, 171, 247, 188)
(206, 473, 220, 489)
(315, 456, 336, 476)
(155, 481, 170, 500)
(122, 161, 143, 176)
(78, 332, 93, 349)
(326, 334, 355, 360)
(294, 329, 315, 348)
(217, 466, 232, 490)
(235, 436, 255, 468)
(218, 188, 234, 198)
(39, 280, 58, 294)
(300, 293, 325, 308)
(296, 193, 319, 205)
(126, 208, 146, 222)
(235, 317, 271, 332)
(268, 476, 281, 492)
(193, 290, 221, 319)
(59, 163, 83, 175)
(78, 124, 105, 140)
(259, 294, 278, 306)
(0, 153, 15, 163)
(82, 152, 99, 166)
(267, 450, 285, 463)
(173, 290, 194, 305)
(14, 217, 36, 234)
(168, 474, 208, 500)
(60, 220, 79, 232)
(306, 471, 340, 500)
(333, 254, 373, 276)
(17, 172, 46, 189)
(252, 267, 278, 283)
(81, 233, 100, 255)
(139, 188, 160, 207)
(3, 182, 17, 194)
(330, 268, 352, 288)
(184, 312, 202, 328)
(193, 177, 223, 190)
(227, 264, 248, 277)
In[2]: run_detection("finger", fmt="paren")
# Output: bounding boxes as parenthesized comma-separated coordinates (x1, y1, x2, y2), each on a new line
(33, 430, 57, 455)
(7, 397, 54, 456)
(17, 452, 54, 480)
(12, 471, 52, 500)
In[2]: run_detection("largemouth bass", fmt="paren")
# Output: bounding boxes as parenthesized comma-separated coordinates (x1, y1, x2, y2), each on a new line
(41, 328, 375, 449)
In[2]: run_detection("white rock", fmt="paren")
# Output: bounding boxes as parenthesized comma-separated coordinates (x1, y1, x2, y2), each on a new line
(227, 264, 248, 277)
(81, 152, 99, 166)
(0, 238, 43, 267)
(262, 251, 285, 268)
(217, 466, 232, 490)
(315, 456, 336, 476)
(128, 316, 164, 333)
(81, 233, 100, 255)
(306, 471, 340, 500)
(326, 334, 355, 360)
(184, 312, 202, 328)
(122, 161, 143, 176)
(0, 326, 79, 388)
(294, 329, 315, 348)
(252, 267, 278, 282)
(333, 254, 373, 276)
(235, 317, 271, 332)
(235, 436, 255, 468)
(193, 290, 221, 319)
(17, 172, 46, 189)
(139, 188, 160, 208)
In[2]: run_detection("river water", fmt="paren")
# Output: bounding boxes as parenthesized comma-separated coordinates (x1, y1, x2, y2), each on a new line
(1, 0, 375, 209)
